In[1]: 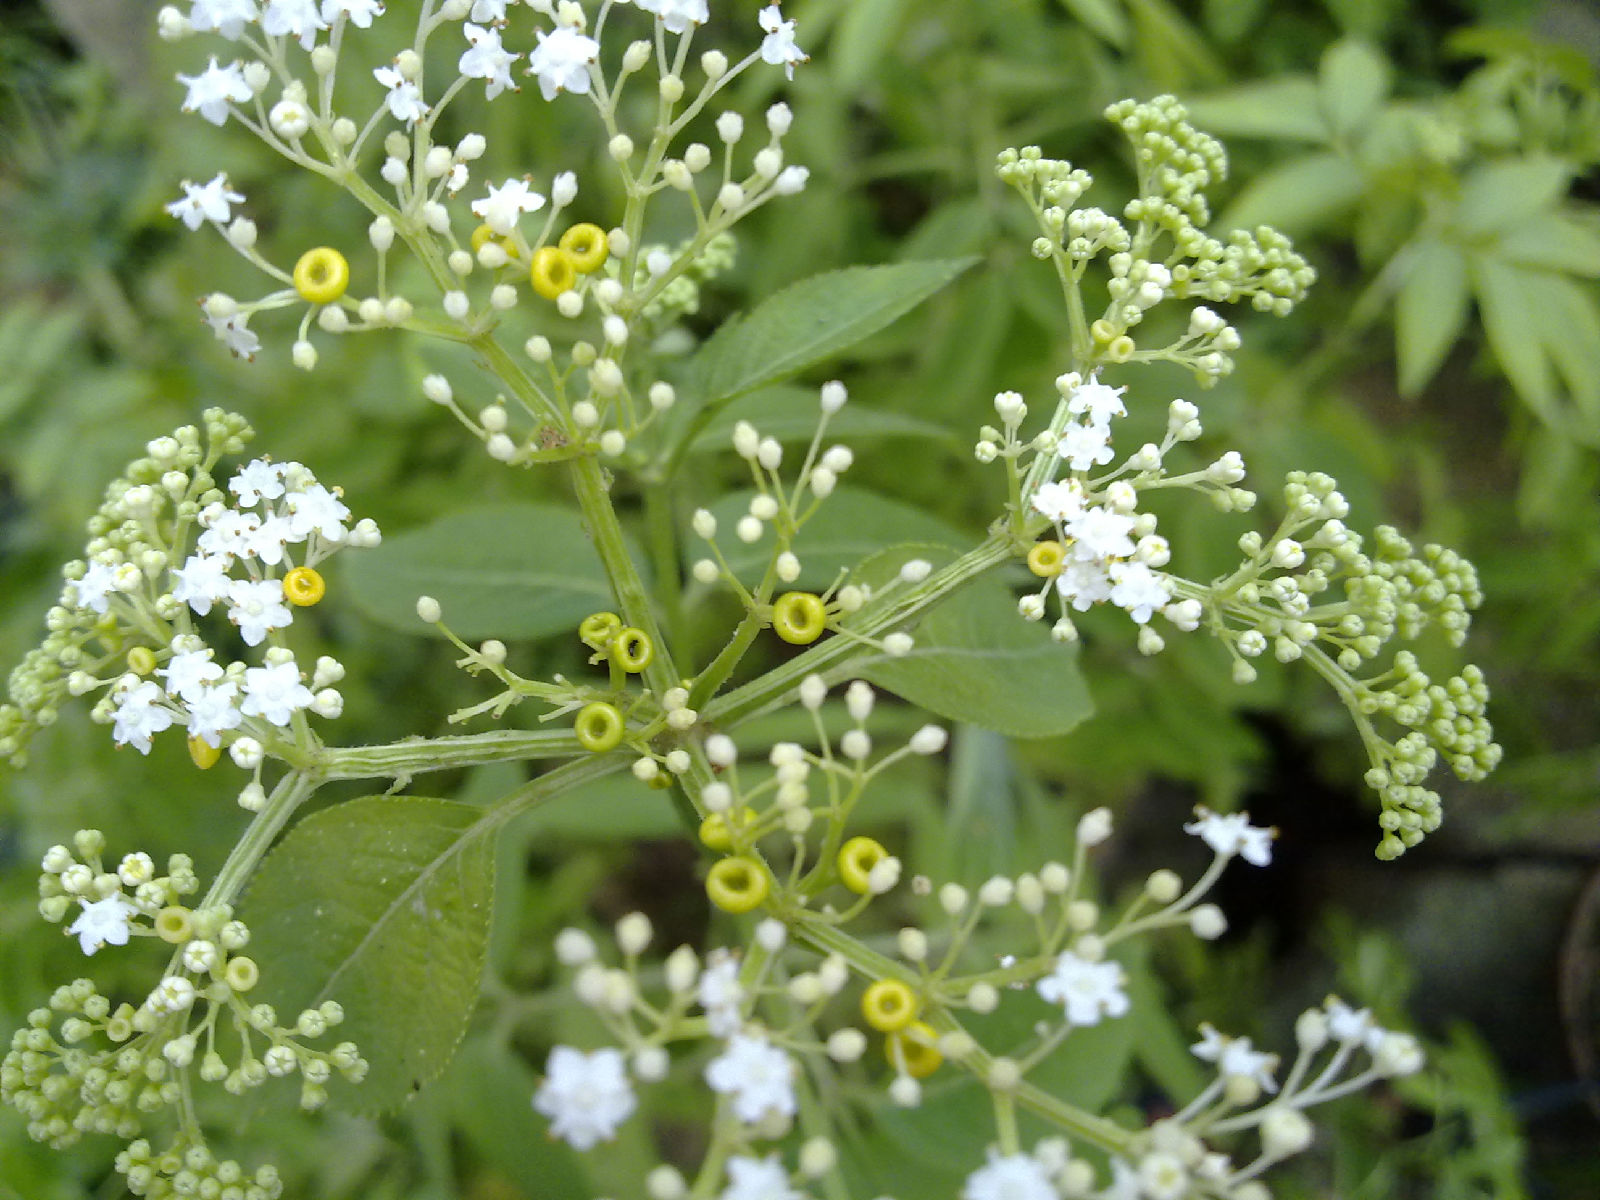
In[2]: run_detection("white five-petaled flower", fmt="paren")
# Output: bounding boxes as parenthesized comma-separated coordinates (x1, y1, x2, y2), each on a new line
(373, 66, 427, 125)
(961, 1150, 1057, 1200)
(177, 57, 255, 126)
(471, 178, 546, 235)
(1066, 505, 1136, 560)
(1184, 806, 1275, 867)
(1058, 419, 1114, 471)
(158, 648, 223, 703)
(189, 0, 259, 40)
(229, 458, 288, 505)
(527, 26, 599, 101)
(321, 0, 384, 27)
(171, 553, 232, 616)
(261, 0, 327, 49)
(1068, 377, 1127, 425)
(533, 1046, 637, 1150)
(240, 659, 313, 725)
(1030, 479, 1084, 523)
(704, 1032, 797, 1124)
(66, 893, 138, 955)
(1055, 557, 1114, 612)
(757, 6, 807, 80)
(1107, 560, 1171, 625)
(286, 482, 351, 542)
(459, 23, 520, 99)
(698, 950, 745, 1038)
(205, 309, 260, 358)
(469, 0, 512, 20)
(1190, 1024, 1280, 1093)
(112, 680, 176, 754)
(166, 174, 246, 231)
(186, 681, 244, 747)
(1036, 950, 1129, 1027)
(633, 0, 708, 34)
(720, 1155, 802, 1200)
(228, 578, 293, 646)
(71, 560, 128, 615)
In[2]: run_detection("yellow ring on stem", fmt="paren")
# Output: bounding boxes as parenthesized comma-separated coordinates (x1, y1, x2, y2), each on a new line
(559, 223, 609, 273)
(574, 701, 624, 753)
(772, 591, 827, 645)
(293, 247, 350, 305)
(861, 979, 920, 1033)
(1027, 540, 1066, 578)
(838, 836, 888, 895)
(283, 566, 326, 606)
(530, 246, 578, 299)
(705, 856, 769, 913)
(610, 627, 654, 673)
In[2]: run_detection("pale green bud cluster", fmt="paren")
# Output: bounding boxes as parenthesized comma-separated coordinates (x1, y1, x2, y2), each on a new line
(633, 230, 737, 323)
(0, 410, 250, 767)
(1196, 471, 1498, 855)
(115, 1135, 282, 1200)
(35, 830, 198, 929)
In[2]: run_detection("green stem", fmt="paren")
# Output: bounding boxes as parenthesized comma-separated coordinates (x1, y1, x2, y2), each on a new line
(316, 729, 585, 780)
(200, 769, 319, 909)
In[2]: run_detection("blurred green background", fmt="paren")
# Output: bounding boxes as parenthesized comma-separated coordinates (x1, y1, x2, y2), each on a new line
(2, 0, 1598, 1196)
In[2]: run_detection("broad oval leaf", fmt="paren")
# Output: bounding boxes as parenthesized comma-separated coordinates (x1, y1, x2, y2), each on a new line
(343, 502, 644, 640)
(689, 258, 977, 410)
(1470, 255, 1556, 422)
(1318, 38, 1391, 139)
(849, 545, 1094, 739)
(1185, 77, 1330, 143)
(1396, 237, 1469, 397)
(1454, 157, 1574, 239)
(242, 796, 495, 1114)
(1218, 151, 1365, 235)
(1496, 213, 1600, 279)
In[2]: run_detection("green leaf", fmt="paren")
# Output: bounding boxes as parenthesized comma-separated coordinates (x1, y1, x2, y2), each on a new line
(1454, 158, 1574, 239)
(1217, 151, 1365, 235)
(1469, 255, 1555, 422)
(1495, 213, 1600, 279)
(343, 502, 645, 641)
(1396, 238, 1470, 396)
(1184, 77, 1329, 143)
(831, 0, 909, 91)
(1058, 0, 1129, 47)
(687, 385, 956, 455)
(943, 726, 1017, 879)
(703, 488, 972, 590)
(1318, 39, 1391, 139)
(849, 546, 1094, 739)
(688, 259, 977, 410)
(1538, 274, 1600, 434)
(243, 796, 495, 1115)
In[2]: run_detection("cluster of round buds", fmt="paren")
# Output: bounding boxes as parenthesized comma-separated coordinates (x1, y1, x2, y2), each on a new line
(114, 1136, 283, 1200)
(1104, 95, 1228, 228)
(35, 830, 198, 950)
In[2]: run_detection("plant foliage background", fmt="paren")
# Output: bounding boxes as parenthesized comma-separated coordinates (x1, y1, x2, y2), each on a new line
(1, 0, 1598, 1196)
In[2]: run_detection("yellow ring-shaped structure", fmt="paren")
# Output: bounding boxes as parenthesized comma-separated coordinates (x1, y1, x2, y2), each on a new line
(705, 856, 769, 914)
(610, 627, 654, 673)
(861, 979, 920, 1033)
(126, 646, 157, 676)
(154, 906, 194, 944)
(574, 701, 625, 753)
(188, 736, 221, 770)
(837, 836, 888, 895)
(529, 246, 578, 299)
(283, 566, 326, 607)
(579, 611, 622, 650)
(558, 223, 609, 273)
(1026, 540, 1066, 578)
(887, 1020, 943, 1078)
(224, 956, 260, 992)
(293, 247, 350, 305)
(772, 591, 828, 645)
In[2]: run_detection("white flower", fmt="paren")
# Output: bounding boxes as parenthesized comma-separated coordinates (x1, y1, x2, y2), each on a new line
(1183, 807, 1274, 867)
(1107, 560, 1171, 624)
(1036, 951, 1129, 1027)
(241, 659, 313, 725)
(285, 482, 351, 542)
(112, 680, 176, 754)
(197, 504, 257, 557)
(962, 1150, 1056, 1200)
(170, 553, 233, 616)
(1030, 479, 1083, 522)
(1065, 506, 1135, 560)
(636, 0, 708, 34)
(205, 309, 260, 358)
(189, 0, 259, 40)
(698, 951, 744, 1038)
(469, 0, 512, 19)
(1054, 557, 1113, 612)
(470, 177, 546, 235)
(459, 23, 520, 99)
(720, 1155, 802, 1200)
(1068, 378, 1126, 426)
(374, 65, 427, 125)
(322, 0, 383, 26)
(166, 173, 246, 231)
(71, 561, 124, 614)
(230, 458, 288, 506)
(533, 1046, 637, 1150)
(1058, 420, 1114, 471)
(757, 6, 806, 80)
(262, 0, 327, 49)
(528, 26, 598, 101)
(158, 648, 223, 703)
(177, 57, 255, 125)
(228, 578, 293, 646)
(186, 681, 244, 747)
(238, 513, 295, 565)
(1190, 1025, 1279, 1093)
(705, 1033, 797, 1124)
(66, 893, 138, 955)
(1324, 997, 1376, 1045)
